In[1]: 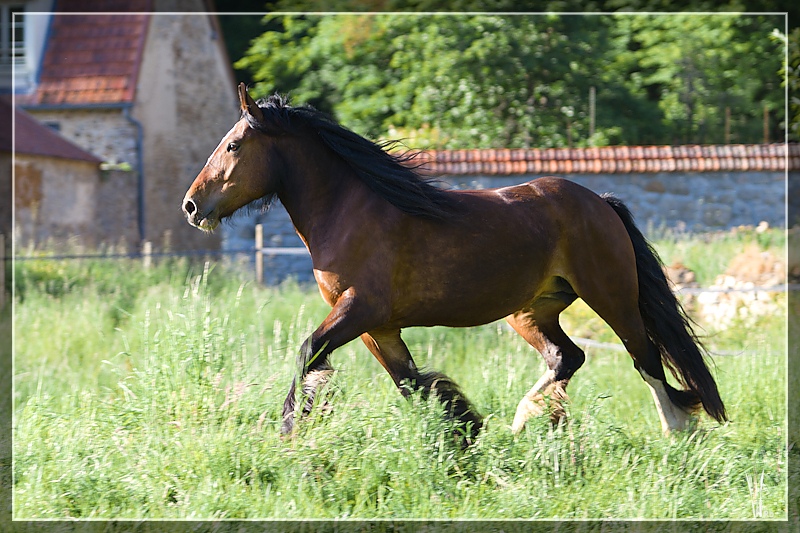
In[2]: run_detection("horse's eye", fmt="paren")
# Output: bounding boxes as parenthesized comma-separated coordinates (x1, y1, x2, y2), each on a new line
(227, 142, 239, 153)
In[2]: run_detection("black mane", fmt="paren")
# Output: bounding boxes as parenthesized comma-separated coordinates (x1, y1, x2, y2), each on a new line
(245, 94, 457, 220)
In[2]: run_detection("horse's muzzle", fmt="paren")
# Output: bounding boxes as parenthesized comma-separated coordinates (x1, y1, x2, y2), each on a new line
(182, 196, 218, 231)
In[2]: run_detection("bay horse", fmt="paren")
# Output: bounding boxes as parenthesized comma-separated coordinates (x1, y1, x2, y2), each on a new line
(182, 83, 726, 444)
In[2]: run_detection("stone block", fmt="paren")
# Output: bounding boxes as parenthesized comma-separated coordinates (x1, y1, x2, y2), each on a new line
(702, 203, 733, 227)
(663, 175, 691, 195)
(643, 179, 666, 193)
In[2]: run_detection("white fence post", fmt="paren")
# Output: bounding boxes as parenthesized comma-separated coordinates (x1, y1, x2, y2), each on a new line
(254, 224, 263, 285)
(142, 240, 152, 269)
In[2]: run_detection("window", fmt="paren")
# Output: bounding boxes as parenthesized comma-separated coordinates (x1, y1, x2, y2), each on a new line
(0, 3, 25, 79)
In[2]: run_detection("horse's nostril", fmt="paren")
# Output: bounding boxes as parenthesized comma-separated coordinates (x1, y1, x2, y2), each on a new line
(184, 199, 197, 215)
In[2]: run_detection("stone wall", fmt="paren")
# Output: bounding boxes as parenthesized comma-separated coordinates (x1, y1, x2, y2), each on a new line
(25, 108, 139, 169)
(13, 159, 139, 249)
(14, 156, 102, 247)
(443, 170, 785, 232)
(225, 202, 313, 284)
(94, 169, 141, 248)
(223, 170, 786, 284)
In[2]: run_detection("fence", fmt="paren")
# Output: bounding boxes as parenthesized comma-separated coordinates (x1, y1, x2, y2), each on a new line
(253, 223, 309, 286)
(9, 242, 252, 263)
(3, 226, 794, 292)
(1, 225, 308, 291)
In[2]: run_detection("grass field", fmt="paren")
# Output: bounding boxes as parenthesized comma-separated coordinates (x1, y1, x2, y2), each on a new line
(10, 228, 788, 520)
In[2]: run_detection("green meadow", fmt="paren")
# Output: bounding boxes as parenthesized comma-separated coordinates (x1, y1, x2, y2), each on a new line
(9, 228, 787, 520)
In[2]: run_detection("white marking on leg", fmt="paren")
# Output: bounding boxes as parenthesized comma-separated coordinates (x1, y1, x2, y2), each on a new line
(303, 368, 334, 392)
(638, 369, 693, 435)
(301, 368, 335, 415)
(511, 369, 556, 433)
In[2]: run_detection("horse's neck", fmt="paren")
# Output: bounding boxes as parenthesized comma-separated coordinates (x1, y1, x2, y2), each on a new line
(276, 153, 374, 251)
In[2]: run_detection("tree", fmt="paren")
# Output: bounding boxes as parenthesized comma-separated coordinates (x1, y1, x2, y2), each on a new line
(781, 27, 800, 141)
(236, 13, 785, 148)
(614, 14, 784, 144)
(238, 14, 621, 148)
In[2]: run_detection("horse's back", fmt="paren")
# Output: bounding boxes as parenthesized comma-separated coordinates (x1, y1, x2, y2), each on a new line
(452, 176, 623, 247)
(491, 176, 607, 207)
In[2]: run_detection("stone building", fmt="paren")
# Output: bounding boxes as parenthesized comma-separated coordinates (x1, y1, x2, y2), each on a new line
(8, 1, 237, 250)
(4, 97, 146, 248)
(8, 98, 110, 246)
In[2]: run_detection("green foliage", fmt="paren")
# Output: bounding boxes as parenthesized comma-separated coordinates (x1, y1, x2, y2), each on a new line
(781, 27, 800, 142)
(616, 14, 784, 144)
(235, 13, 784, 148)
(12, 232, 787, 519)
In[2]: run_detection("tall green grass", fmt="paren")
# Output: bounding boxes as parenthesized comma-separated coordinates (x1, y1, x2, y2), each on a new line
(11, 231, 787, 520)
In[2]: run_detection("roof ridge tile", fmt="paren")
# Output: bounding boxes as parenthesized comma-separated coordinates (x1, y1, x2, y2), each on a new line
(411, 143, 796, 174)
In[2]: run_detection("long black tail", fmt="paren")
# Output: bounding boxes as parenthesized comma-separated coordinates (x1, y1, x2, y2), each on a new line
(602, 194, 727, 423)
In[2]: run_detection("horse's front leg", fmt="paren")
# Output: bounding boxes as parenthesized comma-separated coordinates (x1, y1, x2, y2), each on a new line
(280, 289, 384, 435)
(361, 329, 483, 447)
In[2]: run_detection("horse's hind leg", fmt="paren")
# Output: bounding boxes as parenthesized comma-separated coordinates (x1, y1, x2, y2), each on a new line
(361, 329, 483, 445)
(637, 345, 696, 434)
(507, 300, 585, 433)
(612, 321, 696, 434)
(577, 286, 696, 434)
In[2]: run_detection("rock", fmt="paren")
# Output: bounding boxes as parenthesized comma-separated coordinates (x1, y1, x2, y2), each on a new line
(664, 262, 697, 288)
(694, 245, 785, 329)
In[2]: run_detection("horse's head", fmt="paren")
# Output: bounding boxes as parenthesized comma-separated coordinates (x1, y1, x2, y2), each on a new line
(182, 83, 284, 232)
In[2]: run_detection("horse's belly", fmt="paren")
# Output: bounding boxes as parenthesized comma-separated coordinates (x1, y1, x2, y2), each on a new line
(390, 261, 548, 328)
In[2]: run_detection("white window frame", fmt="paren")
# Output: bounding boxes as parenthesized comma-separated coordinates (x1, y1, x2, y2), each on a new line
(1, 2, 27, 89)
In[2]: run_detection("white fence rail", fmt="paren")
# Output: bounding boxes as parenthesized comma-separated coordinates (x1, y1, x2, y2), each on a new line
(253, 224, 309, 285)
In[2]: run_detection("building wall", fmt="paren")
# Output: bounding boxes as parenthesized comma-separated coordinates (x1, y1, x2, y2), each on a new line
(25, 11, 236, 251)
(223, 171, 786, 284)
(94, 169, 141, 248)
(22, 109, 142, 248)
(14, 156, 102, 247)
(26, 108, 139, 168)
(225, 202, 314, 285)
(133, 12, 237, 251)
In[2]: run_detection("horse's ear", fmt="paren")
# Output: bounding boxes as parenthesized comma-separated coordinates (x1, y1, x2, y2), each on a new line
(238, 82, 264, 123)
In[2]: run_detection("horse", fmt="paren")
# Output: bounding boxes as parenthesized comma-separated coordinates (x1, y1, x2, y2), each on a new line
(182, 83, 727, 445)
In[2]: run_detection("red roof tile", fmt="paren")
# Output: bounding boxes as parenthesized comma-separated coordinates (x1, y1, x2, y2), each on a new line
(415, 144, 797, 175)
(5, 99, 102, 163)
(22, 3, 151, 106)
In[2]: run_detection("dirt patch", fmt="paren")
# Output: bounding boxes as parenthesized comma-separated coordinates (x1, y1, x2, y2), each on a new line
(722, 244, 784, 287)
(663, 243, 785, 329)
(695, 245, 785, 329)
